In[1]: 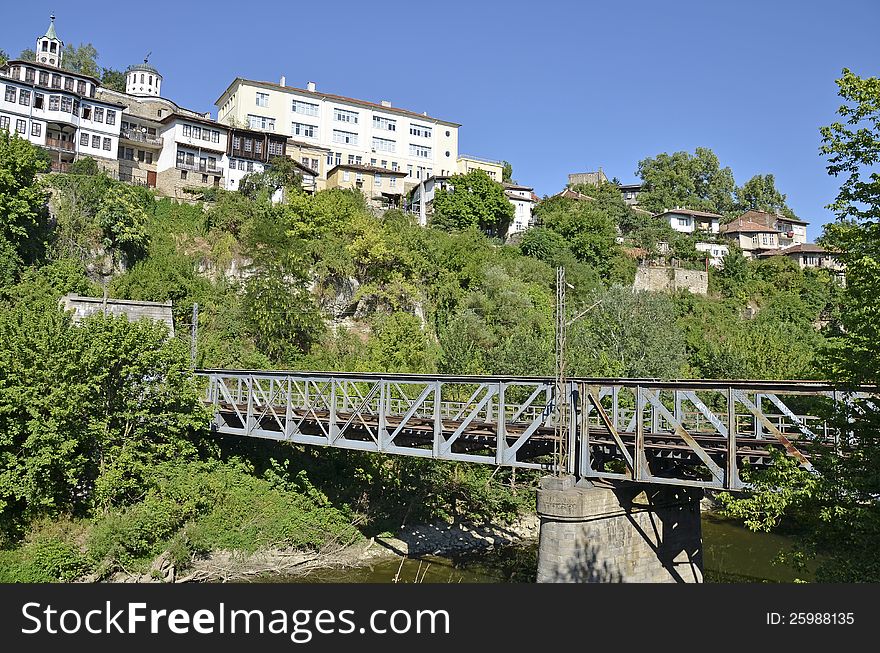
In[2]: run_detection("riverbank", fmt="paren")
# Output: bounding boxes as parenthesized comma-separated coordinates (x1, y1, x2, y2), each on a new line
(106, 514, 541, 583)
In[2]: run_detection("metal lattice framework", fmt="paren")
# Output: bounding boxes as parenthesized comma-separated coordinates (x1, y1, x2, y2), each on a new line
(198, 369, 876, 490)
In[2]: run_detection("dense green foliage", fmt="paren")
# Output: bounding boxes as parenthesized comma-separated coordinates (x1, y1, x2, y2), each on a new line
(432, 169, 514, 236)
(720, 69, 880, 582)
(0, 74, 857, 581)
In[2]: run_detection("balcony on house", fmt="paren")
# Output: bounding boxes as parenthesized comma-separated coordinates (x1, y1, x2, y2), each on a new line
(45, 137, 75, 152)
(120, 127, 163, 147)
(176, 159, 223, 175)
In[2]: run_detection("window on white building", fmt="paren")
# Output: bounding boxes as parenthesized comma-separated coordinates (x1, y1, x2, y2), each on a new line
(15, 119, 26, 134)
(375, 174, 382, 187)
(248, 114, 275, 131)
(677, 217, 688, 227)
(103, 137, 111, 151)
(106, 109, 116, 125)
(292, 99, 319, 116)
(342, 171, 350, 182)
(373, 116, 396, 131)
(80, 133, 89, 146)
(334, 108, 359, 124)
(92, 135, 100, 148)
(409, 144, 431, 158)
(292, 122, 316, 138)
(372, 137, 395, 153)
(31, 123, 41, 137)
(256, 92, 269, 108)
(389, 176, 396, 189)
(6, 85, 18, 103)
(19, 90, 30, 106)
(410, 124, 432, 138)
(333, 129, 358, 145)
(268, 140, 283, 156)
(94, 107, 103, 122)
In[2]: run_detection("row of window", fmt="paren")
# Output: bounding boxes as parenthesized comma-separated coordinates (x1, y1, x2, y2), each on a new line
(79, 132, 113, 151)
(0, 115, 35, 135)
(6, 66, 94, 97)
(248, 114, 275, 131)
(339, 169, 398, 189)
(182, 123, 221, 143)
(118, 145, 153, 163)
(176, 150, 219, 171)
(3, 86, 117, 125)
(230, 158, 256, 172)
(321, 150, 431, 180)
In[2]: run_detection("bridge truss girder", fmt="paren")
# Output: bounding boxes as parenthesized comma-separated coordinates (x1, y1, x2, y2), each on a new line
(200, 370, 874, 491)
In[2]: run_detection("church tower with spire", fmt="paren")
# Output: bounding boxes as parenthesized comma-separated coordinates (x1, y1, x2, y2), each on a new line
(36, 15, 63, 68)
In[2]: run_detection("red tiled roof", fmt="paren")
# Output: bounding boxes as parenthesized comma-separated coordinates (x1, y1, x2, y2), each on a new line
(762, 243, 834, 256)
(720, 217, 779, 234)
(738, 209, 808, 226)
(656, 208, 724, 220)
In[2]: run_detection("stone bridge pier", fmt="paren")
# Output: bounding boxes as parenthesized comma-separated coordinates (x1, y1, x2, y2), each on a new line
(535, 476, 704, 583)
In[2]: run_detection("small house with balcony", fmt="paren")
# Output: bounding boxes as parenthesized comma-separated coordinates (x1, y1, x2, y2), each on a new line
(734, 209, 808, 247)
(326, 163, 407, 208)
(759, 243, 845, 275)
(156, 113, 229, 197)
(656, 208, 723, 235)
(719, 217, 781, 258)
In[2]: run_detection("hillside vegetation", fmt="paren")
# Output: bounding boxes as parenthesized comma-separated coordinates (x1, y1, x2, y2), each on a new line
(0, 124, 848, 581)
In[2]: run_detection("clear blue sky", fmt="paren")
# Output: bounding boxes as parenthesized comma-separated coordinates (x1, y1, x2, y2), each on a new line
(3, 0, 878, 239)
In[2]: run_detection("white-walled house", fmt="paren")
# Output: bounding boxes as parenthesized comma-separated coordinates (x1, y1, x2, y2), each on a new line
(410, 175, 535, 235)
(504, 182, 537, 234)
(655, 208, 723, 235)
(156, 114, 229, 197)
(695, 242, 729, 267)
(0, 17, 123, 173)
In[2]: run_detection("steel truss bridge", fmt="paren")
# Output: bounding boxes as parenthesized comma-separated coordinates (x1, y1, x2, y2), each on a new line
(198, 370, 876, 491)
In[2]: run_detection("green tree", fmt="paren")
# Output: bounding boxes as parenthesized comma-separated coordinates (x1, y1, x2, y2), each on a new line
(100, 68, 127, 93)
(502, 160, 513, 183)
(0, 50, 8, 67)
(238, 156, 303, 199)
(18, 49, 35, 62)
(0, 131, 50, 267)
(735, 173, 795, 217)
(431, 169, 514, 237)
(566, 285, 688, 378)
(61, 43, 100, 78)
(720, 69, 880, 581)
(0, 290, 207, 531)
(532, 195, 620, 277)
(637, 147, 736, 215)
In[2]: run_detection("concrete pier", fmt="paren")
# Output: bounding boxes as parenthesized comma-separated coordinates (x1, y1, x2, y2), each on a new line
(535, 476, 703, 583)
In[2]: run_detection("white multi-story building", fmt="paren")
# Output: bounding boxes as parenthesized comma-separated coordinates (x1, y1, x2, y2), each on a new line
(215, 78, 460, 191)
(0, 17, 123, 173)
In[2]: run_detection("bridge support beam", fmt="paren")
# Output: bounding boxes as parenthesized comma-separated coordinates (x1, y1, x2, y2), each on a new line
(535, 476, 703, 583)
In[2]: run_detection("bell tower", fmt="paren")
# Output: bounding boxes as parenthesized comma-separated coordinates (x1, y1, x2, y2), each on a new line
(36, 15, 64, 68)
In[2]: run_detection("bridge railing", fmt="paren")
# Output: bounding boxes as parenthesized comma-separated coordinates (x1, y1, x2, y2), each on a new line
(197, 370, 877, 491)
